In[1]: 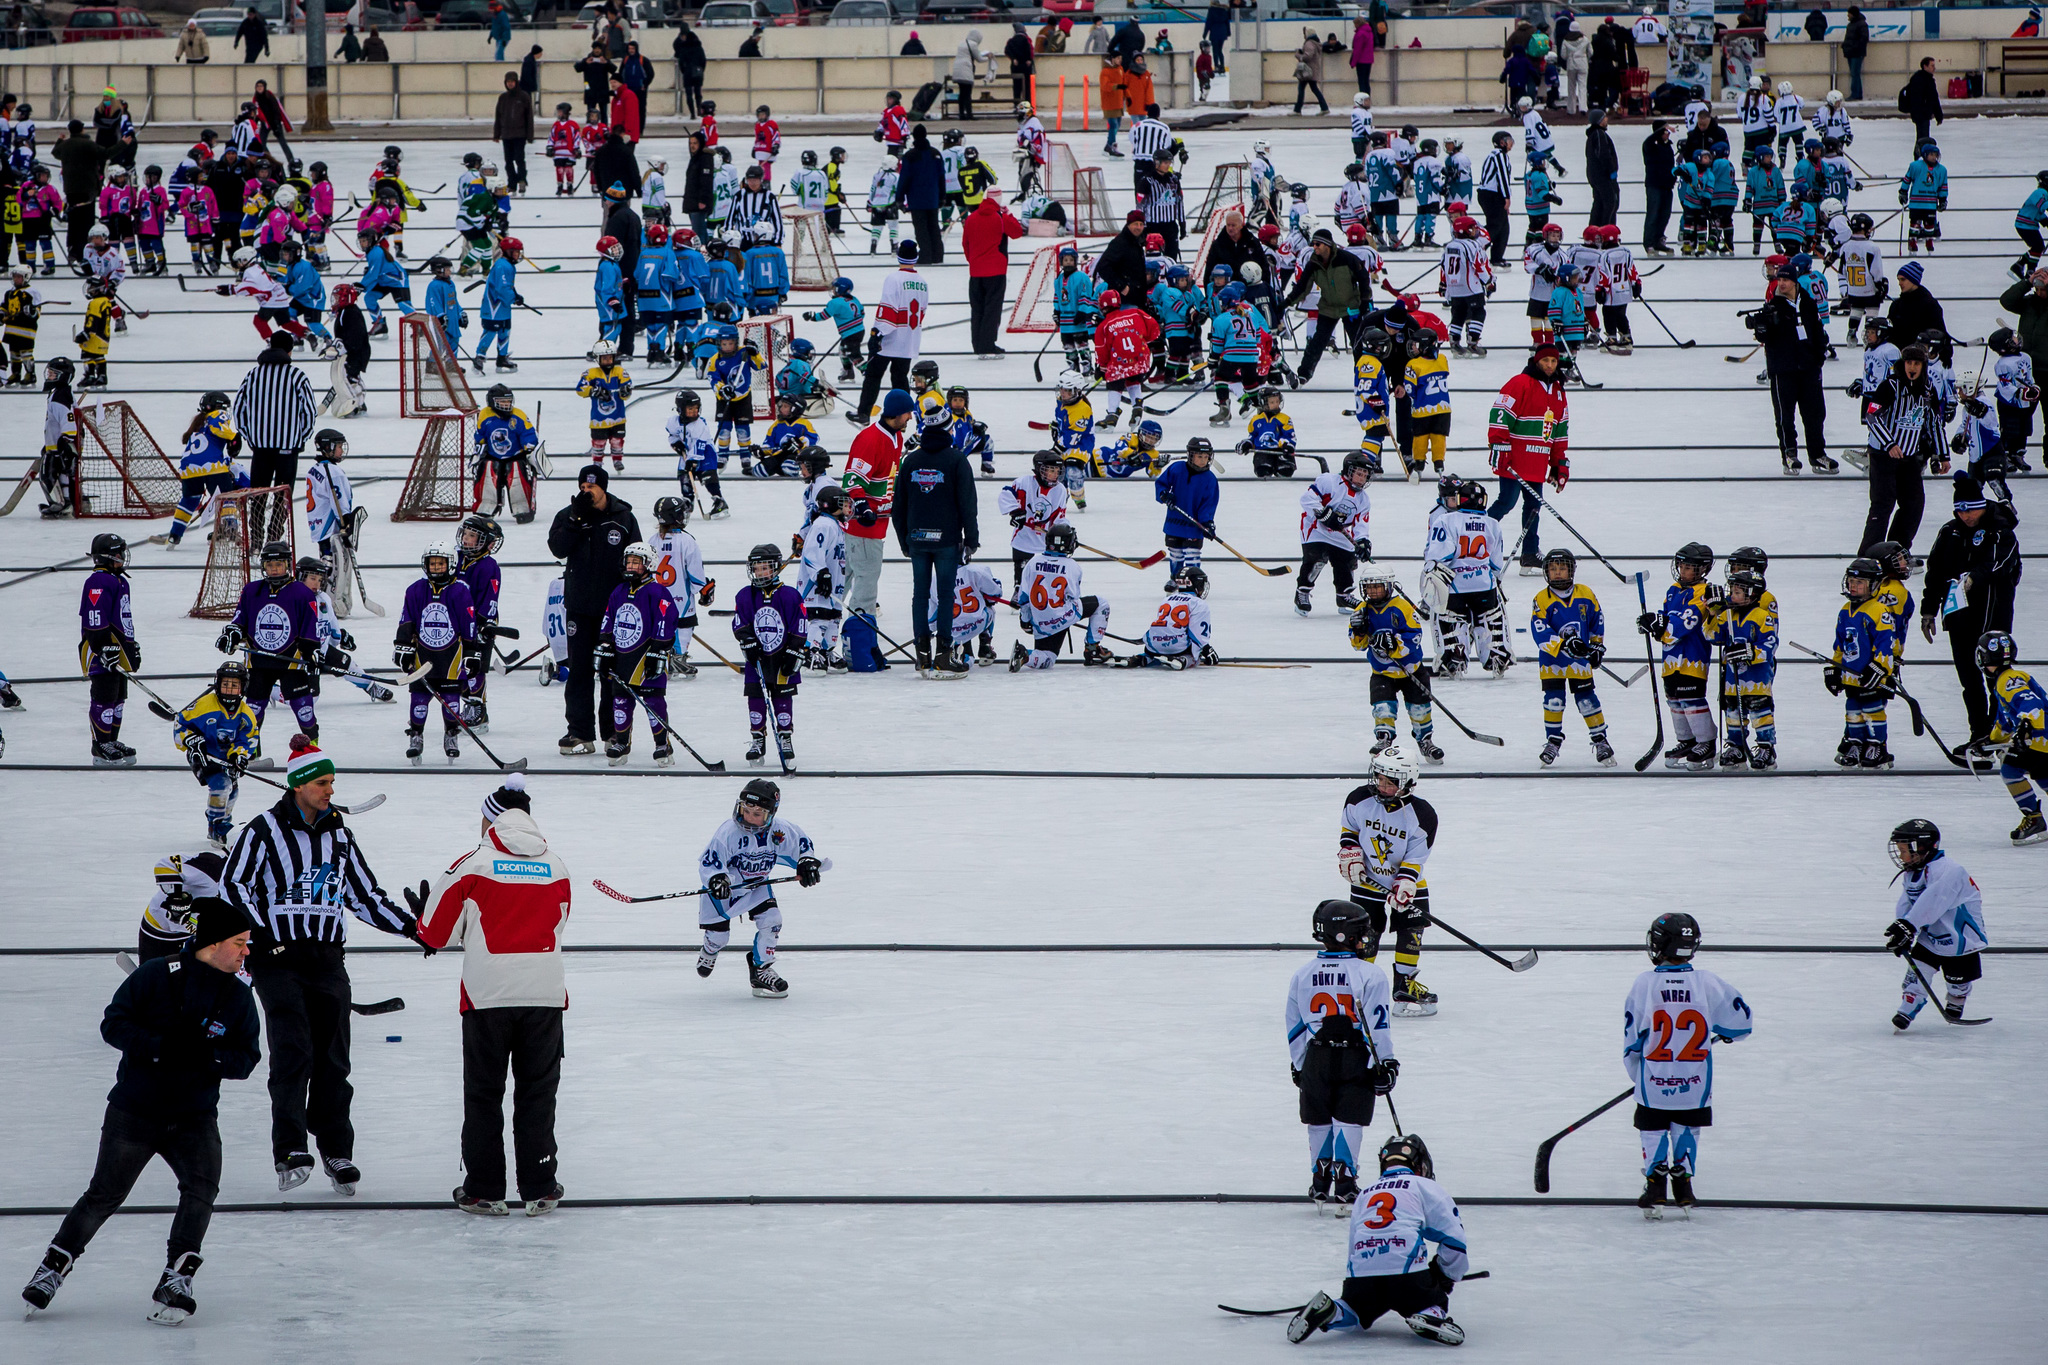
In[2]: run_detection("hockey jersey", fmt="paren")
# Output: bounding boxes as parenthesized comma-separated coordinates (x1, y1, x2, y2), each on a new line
(1423, 508, 1505, 594)
(999, 473, 1070, 554)
(699, 815, 817, 919)
(1623, 964, 1753, 1111)
(1284, 952, 1396, 1070)
(1143, 588, 1212, 659)
(1530, 582, 1604, 679)
(1299, 471, 1370, 551)
(1019, 551, 1089, 637)
(1345, 1168, 1468, 1280)
(1338, 789, 1436, 894)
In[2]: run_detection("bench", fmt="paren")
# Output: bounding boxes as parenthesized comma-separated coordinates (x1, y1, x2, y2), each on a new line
(1999, 41, 2048, 96)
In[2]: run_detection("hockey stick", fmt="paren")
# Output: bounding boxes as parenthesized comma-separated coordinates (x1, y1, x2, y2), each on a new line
(691, 634, 748, 676)
(1077, 540, 1168, 571)
(1638, 299, 1695, 349)
(1031, 327, 1060, 383)
(1723, 343, 1760, 364)
(609, 675, 725, 771)
(170, 745, 387, 814)
(1512, 477, 1628, 584)
(1902, 956, 1993, 1025)
(1221, 1273, 1487, 1316)
(428, 690, 527, 771)
(1356, 1004, 1402, 1134)
(1533, 1087, 1633, 1192)
(114, 950, 402, 1010)
(1427, 913, 1536, 971)
(1416, 667, 1504, 747)
(593, 873, 800, 904)
(503, 643, 554, 675)
(0, 464, 45, 518)
(1633, 572, 1666, 772)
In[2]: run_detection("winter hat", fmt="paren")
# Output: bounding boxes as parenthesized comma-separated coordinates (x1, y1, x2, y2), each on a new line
(919, 419, 953, 451)
(1953, 473, 1988, 510)
(1898, 260, 1925, 285)
(190, 897, 253, 949)
(482, 772, 531, 822)
(895, 238, 921, 263)
(881, 388, 917, 421)
(285, 734, 333, 788)
(1531, 343, 1563, 361)
(578, 462, 610, 489)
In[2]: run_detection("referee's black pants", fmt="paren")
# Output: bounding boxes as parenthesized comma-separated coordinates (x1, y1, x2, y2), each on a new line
(856, 353, 911, 426)
(248, 446, 301, 542)
(1477, 189, 1511, 266)
(249, 942, 356, 1164)
(1766, 366, 1827, 468)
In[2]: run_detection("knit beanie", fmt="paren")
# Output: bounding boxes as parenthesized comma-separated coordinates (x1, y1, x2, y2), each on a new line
(190, 897, 253, 949)
(482, 772, 532, 822)
(1898, 260, 1925, 286)
(285, 734, 333, 788)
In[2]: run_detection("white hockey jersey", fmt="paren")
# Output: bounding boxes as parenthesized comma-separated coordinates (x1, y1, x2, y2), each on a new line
(1564, 243, 1604, 306)
(1019, 551, 1087, 637)
(1339, 789, 1437, 894)
(667, 412, 719, 473)
(1345, 1169, 1469, 1280)
(796, 513, 847, 608)
(1143, 588, 1212, 658)
(1349, 107, 1375, 142)
(1523, 242, 1567, 303)
(1598, 244, 1641, 302)
(874, 266, 929, 359)
(232, 261, 290, 307)
(786, 166, 827, 211)
(1995, 353, 2037, 407)
(1623, 964, 1754, 1111)
(1774, 94, 1806, 138)
(1016, 117, 1047, 165)
(1333, 181, 1371, 230)
(1837, 239, 1885, 301)
(1738, 93, 1775, 135)
(998, 474, 1070, 554)
(1299, 472, 1371, 551)
(1424, 507, 1505, 595)
(866, 165, 899, 212)
(1285, 952, 1396, 1070)
(801, 471, 835, 526)
(650, 527, 709, 607)
(1894, 852, 1990, 957)
(699, 814, 817, 919)
(303, 458, 354, 546)
(1521, 109, 1554, 156)
(931, 562, 1002, 641)
(1812, 104, 1853, 144)
(1439, 238, 1493, 299)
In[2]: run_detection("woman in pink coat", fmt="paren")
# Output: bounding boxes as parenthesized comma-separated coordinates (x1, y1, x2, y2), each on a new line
(1350, 15, 1375, 96)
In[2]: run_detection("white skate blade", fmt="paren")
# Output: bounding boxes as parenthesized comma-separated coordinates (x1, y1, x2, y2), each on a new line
(329, 1175, 357, 1197)
(147, 1304, 191, 1326)
(1395, 1000, 1438, 1018)
(1641, 1205, 1664, 1221)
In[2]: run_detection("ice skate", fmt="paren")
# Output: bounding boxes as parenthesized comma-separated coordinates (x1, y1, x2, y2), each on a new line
(1669, 1172, 1697, 1213)
(1860, 743, 1894, 771)
(1308, 1155, 1332, 1208)
(1405, 1308, 1466, 1345)
(495, 357, 518, 372)
(1287, 1292, 1340, 1343)
(707, 497, 731, 519)
(147, 1253, 201, 1325)
(1415, 736, 1445, 765)
(1749, 742, 1776, 771)
(1082, 642, 1112, 667)
(1718, 735, 1750, 769)
(1329, 1161, 1359, 1209)
(1893, 1009, 1915, 1030)
(1539, 736, 1562, 767)
(749, 958, 789, 998)
(1664, 740, 1696, 770)
(444, 729, 461, 763)
(1209, 401, 1232, 427)
(1294, 589, 1313, 617)
(1810, 451, 1839, 474)
(605, 736, 630, 767)
(775, 729, 795, 772)
(696, 948, 717, 978)
(323, 1156, 361, 1196)
(276, 1152, 314, 1190)
(1393, 975, 1438, 1018)
(1592, 734, 1617, 767)
(746, 729, 767, 765)
(454, 1186, 509, 1216)
(2012, 812, 2048, 846)
(976, 636, 997, 667)
(652, 737, 674, 767)
(933, 652, 970, 679)
(91, 738, 134, 767)
(558, 733, 595, 756)
(1370, 730, 1395, 757)
(1638, 1168, 1668, 1219)
(525, 1183, 564, 1217)
(406, 729, 425, 765)
(1009, 641, 1028, 672)
(21, 1246, 73, 1314)
(1781, 451, 1802, 474)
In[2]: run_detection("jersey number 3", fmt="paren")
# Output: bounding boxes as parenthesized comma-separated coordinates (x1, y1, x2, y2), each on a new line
(1645, 1008, 1711, 1063)
(1359, 1191, 1397, 1229)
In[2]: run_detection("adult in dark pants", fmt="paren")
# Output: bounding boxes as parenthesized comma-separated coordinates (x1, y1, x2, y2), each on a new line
(891, 420, 980, 675)
(1857, 344, 1947, 555)
(546, 465, 642, 754)
(232, 334, 319, 542)
(899, 124, 946, 265)
(19, 901, 258, 1323)
(419, 777, 573, 1217)
(1584, 108, 1620, 227)
(575, 46, 616, 121)
(1753, 267, 1832, 473)
(1641, 121, 1676, 254)
(234, 6, 268, 62)
(1476, 131, 1514, 268)
(1903, 56, 1942, 149)
(601, 178, 643, 355)
(495, 73, 533, 195)
(682, 131, 716, 240)
(51, 119, 108, 263)
(1918, 478, 2021, 745)
(963, 194, 1024, 356)
(1094, 210, 1152, 303)
(672, 21, 708, 118)
(1284, 232, 1375, 382)
(1842, 7, 1869, 100)
(1886, 261, 1950, 364)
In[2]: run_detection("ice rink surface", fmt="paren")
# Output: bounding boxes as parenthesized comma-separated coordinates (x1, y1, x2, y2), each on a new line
(1, 111, 2044, 1360)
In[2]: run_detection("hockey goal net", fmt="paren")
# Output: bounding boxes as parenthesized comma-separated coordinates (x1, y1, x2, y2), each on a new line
(1007, 239, 1098, 334)
(391, 412, 473, 522)
(1044, 142, 1117, 237)
(190, 485, 293, 619)
(398, 312, 477, 419)
(1196, 164, 1250, 225)
(72, 400, 180, 518)
(786, 208, 840, 291)
(740, 314, 794, 421)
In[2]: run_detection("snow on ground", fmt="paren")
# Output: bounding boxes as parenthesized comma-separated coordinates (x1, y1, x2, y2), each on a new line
(0, 114, 2043, 1360)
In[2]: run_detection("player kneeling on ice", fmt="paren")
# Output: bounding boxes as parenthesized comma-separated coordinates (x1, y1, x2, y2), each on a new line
(1339, 747, 1440, 1015)
(1285, 1133, 1467, 1347)
(698, 778, 824, 998)
(1349, 570, 1440, 762)
(733, 543, 806, 770)
(1530, 548, 1616, 767)
(797, 486, 850, 672)
(1116, 565, 1216, 670)
(1295, 451, 1373, 616)
(598, 541, 680, 767)
(1242, 384, 1298, 480)
(1625, 913, 1753, 1218)
(1884, 819, 1992, 1027)
(1011, 522, 1112, 670)
(1286, 901, 1398, 1213)
(172, 661, 258, 848)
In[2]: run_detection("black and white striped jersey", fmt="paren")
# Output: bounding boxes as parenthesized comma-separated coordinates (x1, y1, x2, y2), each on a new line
(1478, 149, 1514, 199)
(224, 794, 411, 946)
(729, 188, 784, 245)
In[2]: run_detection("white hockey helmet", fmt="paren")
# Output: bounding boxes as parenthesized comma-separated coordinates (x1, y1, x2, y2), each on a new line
(1370, 745, 1420, 803)
(1055, 367, 1086, 397)
(1296, 214, 1320, 237)
(88, 223, 110, 239)
(1251, 139, 1271, 157)
(231, 246, 258, 269)
(272, 183, 298, 210)
(1777, 80, 1794, 96)
(1748, 75, 1763, 91)
(421, 540, 456, 582)
(1825, 89, 1844, 105)
(1353, 92, 1370, 108)
(1240, 261, 1264, 285)
(1015, 101, 1033, 119)
(591, 338, 619, 363)
(1516, 95, 1533, 112)
(1641, 4, 1654, 12)
(1820, 196, 1844, 217)
(622, 540, 656, 577)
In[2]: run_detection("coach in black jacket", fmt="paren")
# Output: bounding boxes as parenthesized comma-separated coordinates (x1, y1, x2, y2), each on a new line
(1919, 477, 2022, 744)
(547, 464, 642, 751)
(891, 422, 979, 675)
(1753, 271, 1831, 473)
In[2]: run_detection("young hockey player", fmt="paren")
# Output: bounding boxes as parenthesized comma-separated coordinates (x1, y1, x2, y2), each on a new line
(795, 485, 849, 672)
(1152, 436, 1217, 579)
(280, 241, 334, 357)
(19, 163, 63, 275)
(355, 227, 413, 335)
(218, 245, 308, 348)
(299, 553, 392, 703)
(455, 514, 503, 732)
(1676, 146, 1712, 257)
(1339, 745, 1438, 1014)
(1295, 450, 1372, 616)
(219, 539, 321, 744)
(578, 337, 632, 471)
(1285, 1133, 1467, 1346)
(474, 234, 523, 374)
(708, 322, 764, 456)
(866, 155, 902, 255)
(696, 778, 824, 999)
(1350, 568, 1439, 761)
(135, 164, 170, 276)
(761, 392, 819, 477)
(1825, 555, 1897, 769)
(2, 263, 43, 385)
(1115, 565, 1216, 670)
(821, 144, 849, 237)
(597, 540, 679, 767)
(75, 275, 115, 389)
(173, 661, 258, 847)
(1438, 216, 1493, 357)
(1834, 212, 1885, 345)
(1284, 900, 1398, 1215)
(1422, 478, 1508, 678)
(999, 449, 1071, 599)
(1207, 285, 1276, 427)
(668, 388, 728, 518)
(1522, 221, 1566, 346)
(395, 540, 477, 764)
(1742, 145, 1786, 256)
(731, 542, 807, 769)
(1625, 912, 1753, 1218)
(328, 283, 371, 418)
(634, 222, 679, 365)
(1411, 141, 1445, 248)
(1901, 141, 1947, 254)
(1246, 382, 1299, 481)
(80, 532, 139, 765)
(548, 103, 580, 195)
(942, 385, 994, 477)
(648, 494, 713, 679)
(1530, 548, 1615, 767)
(1884, 819, 1992, 1027)
(1092, 287, 1159, 432)
(37, 356, 80, 518)
(166, 391, 241, 549)
(1713, 555, 1779, 769)
(1590, 224, 1638, 353)
(1973, 630, 2048, 845)
(1638, 541, 1721, 770)
(1986, 327, 2038, 470)
(422, 254, 464, 360)
(1705, 141, 1738, 256)
(1150, 263, 1198, 384)
(1049, 368, 1096, 511)
(800, 275, 864, 386)
(1351, 333, 1395, 474)
(1545, 265, 1589, 376)
(1012, 521, 1112, 670)
(1522, 160, 1562, 248)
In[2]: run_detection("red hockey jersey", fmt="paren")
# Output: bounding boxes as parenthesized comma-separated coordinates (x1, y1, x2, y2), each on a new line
(1094, 307, 1162, 383)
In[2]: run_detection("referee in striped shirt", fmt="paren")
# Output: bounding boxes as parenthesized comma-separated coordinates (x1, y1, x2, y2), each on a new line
(730, 169, 784, 246)
(1477, 132, 1515, 268)
(232, 334, 319, 543)
(1129, 105, 1173, 189)
(224, 737, 426, 1194)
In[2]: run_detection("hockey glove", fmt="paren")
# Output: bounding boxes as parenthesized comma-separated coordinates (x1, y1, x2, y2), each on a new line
(216, 623, 246, 654)
(1823, 664, 1844, 695)
(1429, 1258, 1457, 1294)
(1635, 611, 1665, 637)
(1337, 846, 1367, 886)
(1374, 1058, 1400, 1095)
(1587, 642, 1606, 668)
(1009, 511, 1028, 529)
(815, 569, 833, 598)
(322, 646, 352, 673)
(1290, 1065, 1301, 1089)
(1950, 431, 1970, 456)
(183, 733, 209, 778)
(707, 872, 733, 902)
(394, 643, 418, 672)
(1316, 506, 1348, 533)
(400, 880, 437, 955)
(1386, 877, 1418, 911)
(1198, 644, 1220, 667)
(1724, 639, 1755, 666)
(732, 621, 758, 654)
(1561, 633, 1588, 660)
(336, 628, 357, 653)
(100, 642, 132, 672)
(592, 641, 615, 667)
(1845, 379, 1864, 398)
(854, 503, 878, 528)
(1352, 533, 1374, 559)
(1884, 918, 1915, 957)
(796, 855, 823, 888)
(699, 578, 717, 606)
(1234, 439, 1254, 455)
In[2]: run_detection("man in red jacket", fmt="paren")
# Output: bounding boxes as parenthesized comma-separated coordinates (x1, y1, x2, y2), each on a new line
(1485, 344, 1571, 573)
(842, 389, 916, 624)
(963, 196, 1025, 357)
(417, 775, 573, 1217)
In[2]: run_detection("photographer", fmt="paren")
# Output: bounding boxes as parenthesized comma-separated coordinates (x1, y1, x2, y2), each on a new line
(1856, 345, 1948, 556)
(1749, 264, 1834, 474)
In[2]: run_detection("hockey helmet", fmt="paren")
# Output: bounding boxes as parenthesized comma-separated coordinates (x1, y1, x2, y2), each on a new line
(1451, 216, 1479, 238)
(1726, 545, 1769, 578)
(789, 337, 816, 359)
(89, 532, 129, 573)
(653, 494, 690, 531)
(1671, 542, 1714, 582)
(1136, 419, 1164, 447)
(196, 390, 232, 416)
(675, 388, 703, 415)
(831, 276, 856, 297)
(1185, 438, 1215, 467)
(1645, 911, 1701, 965)
(1988, 327, 2021, 356)
(592, 338, 621, 364)
(1866, 539, 1910, 581)
(1458, 479, 1488, 511)
(1257, 223, 1282, 244)
(1379, 1133, 1434, 1179)
(645, 222, 669, 247)
(622, 540, 656, 582)
(1542, 547, 1577, 591)
(1819, 196, 1843, 218)
(910, 359, 941, 390)
(735, 777, 781, 824)
(814, 484, 848, 520)
(1218, 283, 1246, 306)
(745, 542, 784, 589)
(1435, 473, 1464, 508)
(1175, 565, 1211, 600)
(1841, 556, 1883, 601)
(1888, 818, 1941, 871)
(1055, 368, 1087, 398)
(1344, 222, 1371, 246)
(1312, 899, 1373, 954)
(1358, 567, 1398, 605)
(1582, 224, 1604, 243)
(460, 513, 504, 559)
(231, 246, 258, 269)
(214, 658, 249, 708)
(1542, 220, 1564, 239)
(1258, 384, 1285, 413)
(596, 235, 623, 260)
(1097, 289, 1122, 312)
(314, 429, 347, 461)
(1240, 262, 1265, 285)
(1044, 522, 1080, 557)
(1340, 450, 1376, 485)
(1598, 223, 1623, 244)
(420, 540, 456, 586)
(1031, 449, 1064, 482)
(1726, 568, 1765, 609)
(796, 445, 831, 479)
(1369, 745, 1419, 805)
(1975, 629, 2019, 677)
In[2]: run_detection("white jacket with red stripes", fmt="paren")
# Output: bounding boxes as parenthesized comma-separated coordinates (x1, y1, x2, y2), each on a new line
(417, 809, 571, 1012)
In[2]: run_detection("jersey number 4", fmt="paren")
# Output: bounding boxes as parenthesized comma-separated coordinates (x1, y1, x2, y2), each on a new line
(1645, 1008, 1711, 1063)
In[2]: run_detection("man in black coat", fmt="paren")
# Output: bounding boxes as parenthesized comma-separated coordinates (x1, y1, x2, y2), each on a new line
(21, 900, 259, 1322)
(575, 47, 617, 121)
(1201, 209, 1272, 280)
(1918, 476, 2022, 745)
(234, 6, 269, 62)
(51, 120, 109, 261)
(1094, 211, 1153, 306)
(1641, 121, 1676, 254)
(1585, 108, 1620, 227)
(671, 21, 708, 118)
(1886, 262, 1950, 364)
(600, 176, 643, 355)
(1753, 267, 1833, 473)
(546, 465, 642, 754)
(1904, 56, 1942, 148)
(891, 421, 979, 676)
(682, 132, 716, 240)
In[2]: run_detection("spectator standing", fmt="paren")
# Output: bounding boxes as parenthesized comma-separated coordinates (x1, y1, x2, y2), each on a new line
(1486, 344, 1571, 571)
(419, 776, 573, 1218)
(1201, 208, 1273, 280)
(361, 27, 389, 62)
(235, 7, 269, 64)
(672, 21, 707, 119)
(1887, 261, 1950, 363)
(1293, 30, 1329, 115)
(53, 119, 109, 261)
(1805, 6, 1829, 41)
(1589, 17, 1629, 110)
(1842, 8, 1869, 100)
(1349, 15, 1375, 95)
(1559, 22, 1591, 114)
(18, 901, 258, 1324)
(901, 30, 926, 56)
(737, 23, 764, 59)
(899, 124, 946, 265)
(1919, 478, 2022, 746)
(620, 41, 655, 111)
(609, 75, 643, 143)
(496, 72, 533, 196)
(233, 334, 319, 542)
(1202, 4, 1230, 71)
(546, 465, 642, 754)
(963, 194, 1024, 356)
(1005, 23, 1036, 105)
(1095, 210, 1152, 306)
(1998, 269, 2048, 462)
(843, 391, 915, 626)
(1585, 108, 1619, 227)
(683, 130, 716, 239)
(952, 29, 987, 121)
(892, 421, 980, 676)
(576, 46, 616, 122)
(1754, 266, 1831, 473)
(1641, 120, 1676, 254)
(336, 24, 362, 63)
(177, 17, 210, 63)
(488, 2, 512, 62)
(1904, 57, 1943, 149)
(521, 45, 544, 127)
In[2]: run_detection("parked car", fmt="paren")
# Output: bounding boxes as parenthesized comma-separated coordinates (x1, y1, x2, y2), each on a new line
(0, 2, 57, 47)
(697, 0, 769, 25)
(191, 6, 250, 36)
(445, 0, 537, 27)
(1040, 0, 1093, 12)
(918, 0, 1009, 21)
(61, 6, 164, 41)
(825, 0, 887, 23)
(570, 0, 666, 28)
(762, 0, 821, 26)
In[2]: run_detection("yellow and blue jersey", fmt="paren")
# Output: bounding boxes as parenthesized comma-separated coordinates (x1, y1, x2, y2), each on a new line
(1874, 576, 1915, 657)
(765, 417, 818, 453)
(1348, 596, 1426, 677)
(1352, 354, 1392, 433)
(1651, 581, 1717, 682)
(1052, 395, 1094, 455)
(1531, 583, 1604, 679)
(178, 415, 238, 481)
(1248, 410, 1295, 451)
(1714, 598, 1779, 694)
(578, 362, 632, 429)
(1833, 597, 1896, 688)
(1098, 431, 1157, 479)
(474, 408, 538, 464)
(1405, 352, 1452, 418)
(174, 689, 256, 766)
(1989, 667, 2048, 754)
(913, 387, 946, 426)
(708, 348, 760, 405)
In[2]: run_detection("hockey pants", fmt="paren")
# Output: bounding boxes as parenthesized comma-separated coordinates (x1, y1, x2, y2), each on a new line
(1349, 884, 1429, 987)
(699, 897, 783, 968)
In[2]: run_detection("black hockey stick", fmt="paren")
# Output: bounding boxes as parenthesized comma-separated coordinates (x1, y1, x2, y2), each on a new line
(593, 873, 800, 903)
(431, 691, 527, 772)
(1533, 1088, 1633, 1192)
(610, 675, 725, 771)
(1638, 299, 1696, 349)
(165, 743, 388, 814)
(1031, 326, 1060, 383)
(1427, 913, 1537, 971)
(1783, 641, 1969, 769)
(1902, 956, 1993, 1025)
(115, 950, 402, 1012)
(1512, 477, 1628, 584)
(1633, 572, 1667, 773)
(1387, 585, 1504, 747)
(1356, 1006, 1402, 1136)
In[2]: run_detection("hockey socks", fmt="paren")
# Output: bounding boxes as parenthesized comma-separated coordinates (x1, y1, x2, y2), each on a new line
(1641, 1122, 1700, 1178)
(1306, 1122, 1363, 1179)
(1542, 679, 1606, 739)
(1897, 961, 1973, 1022)
(747, 693, 793, 735)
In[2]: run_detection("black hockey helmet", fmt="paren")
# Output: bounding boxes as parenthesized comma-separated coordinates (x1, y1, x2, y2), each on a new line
(197, 389, 231, 415)
(1313, 899, 1373, 954)
(1671, 541, 1714, 581)
(814, 484, 848, 519)
(1726, 545, 1769, 578)
(1646, 912, 1701, 965)
(1492, 129, 1514, 148)
(1726, 568, 1765, 609)
(425, 255, 453, 276)
(314, 428, 347, 460)
(1176, 565, 1210, 600)
(1888, 818, 1941, 870)
(676, 388, 702, 415)
(259, 539, 294, 579)
(296, 554, 333, 586)
(486, 382, 515, 414)
(214, 657, 249, 707)
(910, 358, 941, 388)
(1458, 479, 1488, 511)
(1044, 522, 1080, 557)
(1407, 328, 1439, 359)
(44, 356, 74, 387)
(383, 144, 403, 161)
(653, 494, 690, 530)
(709, 301, 736, 322)
(775, 391, 804, 419)
(460, 513, 504, 560)
(1185, 437, 1214, 463)
(1918, 327, 1947, 351)
(1435, 473, 1463, 508)
(746, 542, 784, 588)
(1862, 314, 1892, 341)
(1975, 629, 2018, 677)
(1842, 556, 1882, 600)
(1542, 547, 1576, 591)
(735, 777, 780, 822)
(940, 128, 962, 148)
(462, 152, 483, 169)
(1988, 327, 2020, 357)
(1289, 180, 1311, 200)
(1379, 1132, 1434, 1179)
(89, 532, 129, 573)
(796, 444, 831, 479)
(1341, 450, 1376, 483)
(1849, 212, 1875, 234)
(1865, 540, 1909, 580)
(1032, 449, 1064, 482)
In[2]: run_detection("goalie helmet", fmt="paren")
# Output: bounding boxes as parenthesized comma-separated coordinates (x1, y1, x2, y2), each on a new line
(486, 383, 515, 415)
(1379, 1133, 1434, 1179)
(1015, 101, 1033, 119)
(1646, 912, 1701, 965)
(1313, 899, 1372, 954)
